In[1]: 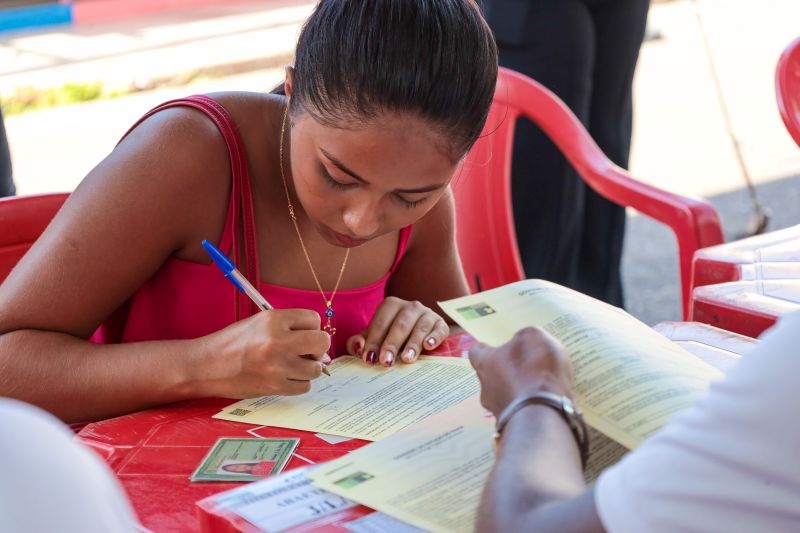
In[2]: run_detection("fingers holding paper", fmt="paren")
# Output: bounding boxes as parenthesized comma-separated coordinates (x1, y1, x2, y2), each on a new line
(347, 297, 449, 367)
(200, 308, 331, 399)
(468, 327, 575, 417)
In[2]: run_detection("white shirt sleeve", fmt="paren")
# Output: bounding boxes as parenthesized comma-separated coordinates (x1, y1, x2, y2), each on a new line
(0, 399, 141, 533)
(595, 311, 800, 533)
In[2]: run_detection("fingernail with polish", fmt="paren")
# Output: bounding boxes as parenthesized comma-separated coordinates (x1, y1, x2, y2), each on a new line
(425, 337, 436, 347)
(366, 351, 377, 365)
(383, 351, 394, 367)
(355, 341, 363, 357)
(403, 348, 415, 362)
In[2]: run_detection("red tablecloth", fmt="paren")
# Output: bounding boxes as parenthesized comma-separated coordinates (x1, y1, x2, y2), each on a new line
(76, 334, 476, 533)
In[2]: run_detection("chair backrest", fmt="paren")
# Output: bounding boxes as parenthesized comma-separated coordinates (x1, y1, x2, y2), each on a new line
(0, 193, 69, 283)
(776, 36, 800, 148)
(453, 67, 724, 319)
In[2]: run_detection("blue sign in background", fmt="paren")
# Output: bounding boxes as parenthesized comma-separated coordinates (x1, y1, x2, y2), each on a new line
(0, 2, 73, 33)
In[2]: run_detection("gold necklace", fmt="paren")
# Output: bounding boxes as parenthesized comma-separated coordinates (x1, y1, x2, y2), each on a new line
(279, 103, 351, 337)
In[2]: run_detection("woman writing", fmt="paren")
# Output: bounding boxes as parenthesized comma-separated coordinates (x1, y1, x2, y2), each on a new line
(0, 0, 498, 423)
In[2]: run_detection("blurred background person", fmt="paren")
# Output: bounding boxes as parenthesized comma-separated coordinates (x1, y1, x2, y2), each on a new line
(0, 106, 15, 197)
(483, 0, 650, 306)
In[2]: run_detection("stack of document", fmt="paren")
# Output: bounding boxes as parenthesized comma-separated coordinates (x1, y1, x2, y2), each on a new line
(202, 279, 728, 533)
(214, 355, 481, 442)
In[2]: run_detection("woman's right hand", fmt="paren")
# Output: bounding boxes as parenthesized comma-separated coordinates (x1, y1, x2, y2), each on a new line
(194, 308, 331, 398)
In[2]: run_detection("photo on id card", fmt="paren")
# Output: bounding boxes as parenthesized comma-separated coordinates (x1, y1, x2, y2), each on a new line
(190, 437, 299, 482)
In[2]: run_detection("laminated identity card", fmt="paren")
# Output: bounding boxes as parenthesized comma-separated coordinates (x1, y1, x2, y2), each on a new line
(191, 437, 299, 482)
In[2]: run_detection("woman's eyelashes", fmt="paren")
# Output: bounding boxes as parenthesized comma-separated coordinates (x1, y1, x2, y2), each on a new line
(393, 194, 427, 209)
(321, 168, 355, 190)
(321, 167, 428, 209)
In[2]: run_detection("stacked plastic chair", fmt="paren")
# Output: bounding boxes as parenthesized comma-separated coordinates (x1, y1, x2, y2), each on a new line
(687, 37, 800, 338)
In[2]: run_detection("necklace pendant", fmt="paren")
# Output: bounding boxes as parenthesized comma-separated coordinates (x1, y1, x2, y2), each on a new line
(323, 304, 336, 336)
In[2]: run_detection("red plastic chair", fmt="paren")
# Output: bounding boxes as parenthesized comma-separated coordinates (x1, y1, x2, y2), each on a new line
(776, 36, 800, 148)
(453, 67, 724, 319)
(0, 192, 69, 283)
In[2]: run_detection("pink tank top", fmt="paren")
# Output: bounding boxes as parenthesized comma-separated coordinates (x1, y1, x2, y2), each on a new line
(91, 95, 412, 357)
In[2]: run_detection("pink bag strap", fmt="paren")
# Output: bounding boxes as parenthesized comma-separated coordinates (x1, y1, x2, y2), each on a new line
(118, 95, 260, 318)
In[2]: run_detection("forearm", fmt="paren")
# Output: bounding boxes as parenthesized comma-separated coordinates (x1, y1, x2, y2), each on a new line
(0, 329, 210, 423)
(477, 405, 600, 533)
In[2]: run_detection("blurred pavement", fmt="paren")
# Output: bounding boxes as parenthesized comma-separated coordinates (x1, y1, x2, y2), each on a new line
(625, 0, 800, 323)
(1, 0, 799, 324)
(0, 0, 313, 95)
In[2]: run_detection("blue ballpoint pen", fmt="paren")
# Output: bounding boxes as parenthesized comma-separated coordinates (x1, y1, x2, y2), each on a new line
(203, 239, 273, 311)
(202, 240, 330, 376)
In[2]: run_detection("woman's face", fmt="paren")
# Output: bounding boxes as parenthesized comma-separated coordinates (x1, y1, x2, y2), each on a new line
(222, 463, 255, 473)
(287, 110, 460, 248)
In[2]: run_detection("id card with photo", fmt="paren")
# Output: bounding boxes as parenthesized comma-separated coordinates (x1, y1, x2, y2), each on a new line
(191, 437, 299, 482)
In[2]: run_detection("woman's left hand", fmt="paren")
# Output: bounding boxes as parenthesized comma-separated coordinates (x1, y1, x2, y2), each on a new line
(346, 296, 449, 366)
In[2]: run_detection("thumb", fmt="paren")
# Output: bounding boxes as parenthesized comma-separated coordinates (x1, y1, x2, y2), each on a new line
(468, 342, 490, 369)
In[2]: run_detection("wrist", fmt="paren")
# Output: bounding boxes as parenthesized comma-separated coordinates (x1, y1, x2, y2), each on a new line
(502, 375, 574, 412)
(494, 391, 590, 469)
(177, 335, 220, 398)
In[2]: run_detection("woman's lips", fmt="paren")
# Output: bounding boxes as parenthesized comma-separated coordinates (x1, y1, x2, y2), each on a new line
(330, 229, 369, 248)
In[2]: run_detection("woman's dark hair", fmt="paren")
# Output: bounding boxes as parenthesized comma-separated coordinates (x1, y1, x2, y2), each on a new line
(282, 0, 497, 160)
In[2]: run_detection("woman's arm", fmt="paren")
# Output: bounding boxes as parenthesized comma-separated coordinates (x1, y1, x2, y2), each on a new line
(0, 107, 327, 422)
(0, 330, 204, 423)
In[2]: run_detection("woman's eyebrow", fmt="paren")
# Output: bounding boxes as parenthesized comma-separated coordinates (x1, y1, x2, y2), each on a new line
(319, 147, 447, 194)
(321, 148, 369, 183)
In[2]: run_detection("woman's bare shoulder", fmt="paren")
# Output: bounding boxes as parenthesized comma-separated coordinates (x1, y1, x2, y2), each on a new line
(204, 91, 285, 150)
(204, 91, 283, 127)
(0, 103, 239, 336)
(101, 103, 237, 253)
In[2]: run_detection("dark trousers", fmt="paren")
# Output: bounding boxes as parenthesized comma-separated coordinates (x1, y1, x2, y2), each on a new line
(484, 0, 650, 306)
(0, 108, 15, 197)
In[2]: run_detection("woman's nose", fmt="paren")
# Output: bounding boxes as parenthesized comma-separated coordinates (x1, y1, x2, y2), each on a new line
(342, 198, 380, 238)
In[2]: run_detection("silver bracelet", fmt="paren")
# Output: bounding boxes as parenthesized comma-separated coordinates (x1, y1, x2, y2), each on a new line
(493, 391, 590, 469)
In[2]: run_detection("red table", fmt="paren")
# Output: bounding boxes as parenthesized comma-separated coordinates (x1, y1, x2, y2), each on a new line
(76, 335, 475, 533)
(76, 324, 752, 532)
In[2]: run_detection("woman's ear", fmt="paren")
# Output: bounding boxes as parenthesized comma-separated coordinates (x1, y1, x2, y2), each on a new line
(284, 65, 295, 99)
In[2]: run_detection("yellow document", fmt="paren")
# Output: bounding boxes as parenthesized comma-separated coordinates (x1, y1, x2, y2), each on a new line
(309, 395, 494, 533)
(583, 428, 628, 482)
(310, 395, 614, 533)
(214, 356, 480, 441)
(438, 280, 723, 449)
(307, 281, 729, 533)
